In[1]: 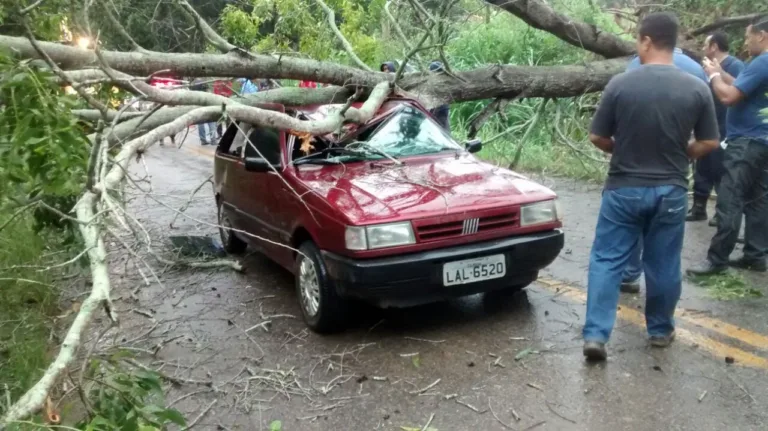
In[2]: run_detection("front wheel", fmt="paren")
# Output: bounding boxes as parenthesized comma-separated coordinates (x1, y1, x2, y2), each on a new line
(295, 241, 348, 333)
(218, 201, 247, 254)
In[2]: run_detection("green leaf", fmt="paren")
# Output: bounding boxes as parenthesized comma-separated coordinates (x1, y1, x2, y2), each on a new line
(411, 354, 421, 368)
(514, 348, 538, 361)
(155, 408, 187, 426)
(270, 420, 283, 431)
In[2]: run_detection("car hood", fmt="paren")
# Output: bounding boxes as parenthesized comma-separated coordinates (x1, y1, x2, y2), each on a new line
(294, 155, 557, 224)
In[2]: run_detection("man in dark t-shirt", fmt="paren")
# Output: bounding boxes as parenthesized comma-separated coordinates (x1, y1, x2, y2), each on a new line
(620, 46, 708, 294)
(583, 13, 719, 361)
(688, 20, 768, 275)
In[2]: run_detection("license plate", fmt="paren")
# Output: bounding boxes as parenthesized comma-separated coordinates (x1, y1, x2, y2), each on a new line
(443, 254, 506, 286)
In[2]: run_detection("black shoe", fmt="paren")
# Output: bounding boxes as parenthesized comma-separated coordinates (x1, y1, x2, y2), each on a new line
(728, 257, 767, 272)
(583, 341, 607, 361)
(685, 196, 708, 222)
(686, 260, 728, 276)
(620, 280, 641, 294)
(650, 330, 676, 348)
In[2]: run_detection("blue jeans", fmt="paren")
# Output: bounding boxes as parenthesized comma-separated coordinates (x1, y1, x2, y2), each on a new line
(197, 122, 213, 144)
(623, 240, 643, 283)
(584, 185, 687, 343)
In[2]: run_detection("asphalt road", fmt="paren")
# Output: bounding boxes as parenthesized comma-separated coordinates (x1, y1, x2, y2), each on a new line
(108, 130, 768, 431)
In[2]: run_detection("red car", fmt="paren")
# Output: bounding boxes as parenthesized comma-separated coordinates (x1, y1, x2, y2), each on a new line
(213, 98, 564, 332)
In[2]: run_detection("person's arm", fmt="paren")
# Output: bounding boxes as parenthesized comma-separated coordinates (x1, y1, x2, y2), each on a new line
(589, 80, 618, 154)
(718, 70, 736, 85)
(705, 58, 760, 106)
(719, 59, 745, 85)
(708, 75, 743, 105)
(688, 89, 721, 159)
(589, 135, 615, 153)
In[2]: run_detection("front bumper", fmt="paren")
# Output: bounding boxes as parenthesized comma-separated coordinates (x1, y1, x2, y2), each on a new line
(322, 229, 564, 307)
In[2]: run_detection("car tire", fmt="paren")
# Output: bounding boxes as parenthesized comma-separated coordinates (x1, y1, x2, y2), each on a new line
(217, 200, 247, 254)
(295, 241, 348, 333)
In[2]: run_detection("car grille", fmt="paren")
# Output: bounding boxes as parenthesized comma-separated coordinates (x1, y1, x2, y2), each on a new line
(414, 210, 519, 242)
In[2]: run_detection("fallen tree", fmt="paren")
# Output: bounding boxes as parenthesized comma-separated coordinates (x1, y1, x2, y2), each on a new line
(0, 0, 760, 426)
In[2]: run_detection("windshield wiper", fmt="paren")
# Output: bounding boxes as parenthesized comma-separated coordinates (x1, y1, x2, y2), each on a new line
(292, 146, 367, 166)
(346, 141, 402, 165)
(293, 158, 344, 166)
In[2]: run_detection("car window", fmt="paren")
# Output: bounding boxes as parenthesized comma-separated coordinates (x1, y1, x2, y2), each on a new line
(230, 123, 253, 158)
(217, 122, 241, 156)
(339, 107, 460, 160)
(243, 126, 282, 165)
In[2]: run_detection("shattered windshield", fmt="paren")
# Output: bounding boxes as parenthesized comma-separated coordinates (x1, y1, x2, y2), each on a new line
(292, 106, 461, 165)
(344, 107, 461, 159)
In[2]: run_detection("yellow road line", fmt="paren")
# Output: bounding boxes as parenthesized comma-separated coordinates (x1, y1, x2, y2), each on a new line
(537, 277, 768, 369)
(677, 309, 768, 352)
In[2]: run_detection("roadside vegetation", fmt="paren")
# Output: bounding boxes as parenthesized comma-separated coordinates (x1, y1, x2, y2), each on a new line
(689, 272, 764, 300)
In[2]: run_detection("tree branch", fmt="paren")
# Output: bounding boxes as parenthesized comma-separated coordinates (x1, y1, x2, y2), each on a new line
(484, 0, 635, 58)
(98, 0, 147, 52)
(98, 85, 357, 145)
(0, 35, 385, 87)
(175, 0, 236, 52)
(0, 34, 627, 103)
(688, 13, 768, 37)
(468, 94, 524, 139)
(314, 0, 372, 71)
(383, 0, 423, 68)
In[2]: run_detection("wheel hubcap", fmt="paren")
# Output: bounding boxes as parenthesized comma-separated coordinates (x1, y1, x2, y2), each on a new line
(299, 258, 320, 317)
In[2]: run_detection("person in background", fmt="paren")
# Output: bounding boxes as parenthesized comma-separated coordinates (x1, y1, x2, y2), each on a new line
(213, 79, 234, 140)
(191, 78, 214, 145)
(428, 61, 450, 131)
(688, 19, 768, 275)
(238, 77, 259, 95)
(380, 61, 396, 73)
(618, 42, 708, 294)
(583, 12, 719, 361)
(687, 32, 746, 225)
(299, 80, 318, 88)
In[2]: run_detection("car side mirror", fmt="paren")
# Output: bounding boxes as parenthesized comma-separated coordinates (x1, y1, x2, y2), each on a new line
(244, 157, 280, 173)
(465, 139, 482, 154)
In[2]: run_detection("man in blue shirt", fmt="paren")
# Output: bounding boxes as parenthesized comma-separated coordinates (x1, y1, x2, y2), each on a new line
(619, 46, 709, 294)
(688, 19, 768, 275)
(687, 32, 745, 225)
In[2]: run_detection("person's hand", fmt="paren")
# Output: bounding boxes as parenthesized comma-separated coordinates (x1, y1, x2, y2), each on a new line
(702, 57, 723, 76)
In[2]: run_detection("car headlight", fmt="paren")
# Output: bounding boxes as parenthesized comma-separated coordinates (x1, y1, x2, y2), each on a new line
(521, 199, 560, 226)
(345, 222, 416, 250)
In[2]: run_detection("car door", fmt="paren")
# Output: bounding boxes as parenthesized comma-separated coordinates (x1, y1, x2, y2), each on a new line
(238, 122, 287, 249)
(214, 122, 249, 235)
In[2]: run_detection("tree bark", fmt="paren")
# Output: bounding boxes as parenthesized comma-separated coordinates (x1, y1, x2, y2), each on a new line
(688, 13, 768, 37)
(484, 0, 635, 58)
(1, 35, 628, 107)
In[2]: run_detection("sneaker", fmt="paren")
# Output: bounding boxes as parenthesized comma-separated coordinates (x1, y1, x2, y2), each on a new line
(650, 331, 676, 348)
(686, 260, 728, 276)
(728, 257, 767, 272)
(620, 279, 641, 294)
(583, 341, 607, 361)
